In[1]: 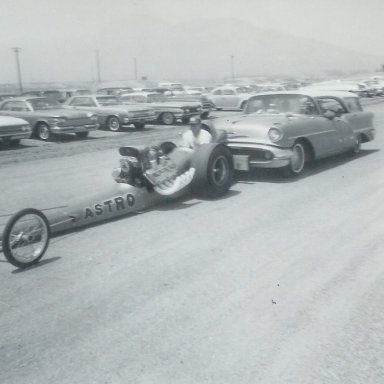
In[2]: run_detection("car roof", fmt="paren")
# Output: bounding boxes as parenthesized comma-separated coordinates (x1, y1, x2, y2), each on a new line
(248, 90, 359, 99)
(121, 92, 160, 97)
(1, 96, 58, 102)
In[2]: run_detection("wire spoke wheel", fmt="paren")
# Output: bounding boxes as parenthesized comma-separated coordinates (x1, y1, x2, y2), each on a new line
(2, 209, 50, 268)
(37, 123, 51, 141)
(211, 155, 229, 186)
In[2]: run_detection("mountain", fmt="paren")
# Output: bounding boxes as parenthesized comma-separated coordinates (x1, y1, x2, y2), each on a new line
(1, 16, 381, 83)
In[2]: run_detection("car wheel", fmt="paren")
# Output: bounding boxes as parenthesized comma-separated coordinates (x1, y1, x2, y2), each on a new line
(76, 132, 89, 139)
(161, 112, 175, 125)
(134, 122, 145, 129)
(191, 144, 234, 198)
(282, 142, 306, 177)
(2, 208, 50, 268)
(352, 134, 362, 154)
(36, 122, 52, 141)
(107, 116, 121, 132)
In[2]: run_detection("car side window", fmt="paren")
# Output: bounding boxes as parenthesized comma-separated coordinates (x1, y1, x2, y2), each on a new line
(212, 90, 223, 95)
(1, 101, 27, 111)
(316, 97, 346, 116)
(343, 97, 363, 112)
(0, 101, 13, 111)
(223, 89, 235, 95)
(70, 97, 95, 107)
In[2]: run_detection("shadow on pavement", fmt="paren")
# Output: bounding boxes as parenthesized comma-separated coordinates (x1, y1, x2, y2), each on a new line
(11, 257, 62, 273)
(235, 149, 379, 184)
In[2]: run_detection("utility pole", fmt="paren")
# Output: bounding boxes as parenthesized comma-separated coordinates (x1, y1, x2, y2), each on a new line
(133, 57, 138, 80)
(12, 47, 23, 93)
(95, 50, 101, 83)
(230, 55, 235, 80)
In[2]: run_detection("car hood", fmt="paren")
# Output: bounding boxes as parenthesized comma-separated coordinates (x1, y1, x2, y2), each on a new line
(214, 113, 297, 144)
(34, 109, 94, 118)
(0, 115, 29, 126)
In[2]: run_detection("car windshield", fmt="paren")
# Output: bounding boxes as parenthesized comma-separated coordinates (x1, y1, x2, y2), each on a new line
(148, 93, 166, 102)
(96, 96, 121, 106)
(245, 94, 317, 115)
(236, 87, 250, 93)
(29, 98, 61, 110)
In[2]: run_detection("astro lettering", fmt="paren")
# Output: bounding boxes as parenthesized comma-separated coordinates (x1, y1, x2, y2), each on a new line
(84, 194, 135, 219)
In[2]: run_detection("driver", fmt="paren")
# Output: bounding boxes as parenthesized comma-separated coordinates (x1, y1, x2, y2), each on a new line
(180, 116, 212, 149)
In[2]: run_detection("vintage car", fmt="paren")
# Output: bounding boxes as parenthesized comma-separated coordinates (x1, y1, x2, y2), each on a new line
(209, 86, 253, 110)
(167, 94, 214, 119)
(157, 82, 186, 95)
(0, 115, 31, 146)
(64, 95, 156, 131)
(119, 92, 203, 125)
(0, 97, 99, 141)
(301, 81, 373, 98)
(96, 87, 134, 96)
(212, 91, 375, 177)
(0, 141, 233, 268)
(0, 94, 17, 102)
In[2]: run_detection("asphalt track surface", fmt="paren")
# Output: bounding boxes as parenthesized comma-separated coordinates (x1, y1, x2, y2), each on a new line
(1, 104, 384, 384)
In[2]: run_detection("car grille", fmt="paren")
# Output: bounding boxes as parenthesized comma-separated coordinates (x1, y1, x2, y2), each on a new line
(64, 118, 92, 126)
(230, 147, 270, 161)
(0, 126, 26, 135)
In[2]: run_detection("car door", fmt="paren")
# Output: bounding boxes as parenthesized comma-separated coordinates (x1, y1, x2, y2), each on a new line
(222, 89, 237, 108)
(210, 89, 224, 108)
(341, 96, 374, 137)
(315, 97, 354, 153)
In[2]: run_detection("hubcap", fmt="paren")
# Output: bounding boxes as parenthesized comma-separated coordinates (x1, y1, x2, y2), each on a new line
(109, 118, 120, 131)
(291, 144, 305, 173)
(211, 156, 229, 185)
(163, 113, 174, 125)
(39, 125, 50, 140)
(8, 214, 49, 264)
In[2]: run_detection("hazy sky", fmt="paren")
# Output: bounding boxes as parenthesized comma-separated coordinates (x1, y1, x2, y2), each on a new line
(0, 0, 383, 84)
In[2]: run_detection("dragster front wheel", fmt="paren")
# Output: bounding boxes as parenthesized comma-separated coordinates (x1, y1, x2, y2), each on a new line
(2, 208, 50, 268)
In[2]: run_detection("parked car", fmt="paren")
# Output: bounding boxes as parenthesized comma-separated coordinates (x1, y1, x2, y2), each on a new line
(0, 94, 17, 102)
(0, 116, 31, 146)
(167, 94, 214, 119)
(301, 81, 374, 98)
(96, 87, 134, 96)
(119, 92, 203, 125)
(212, 90, 375, 176)
(209, 86, 253, 110)
(64, 95, 155, 131)
(0, 97, 99, 141)
(157, 82, 186, 94)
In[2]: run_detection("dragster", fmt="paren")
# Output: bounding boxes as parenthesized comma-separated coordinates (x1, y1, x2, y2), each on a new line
(0, 141, 234, 268)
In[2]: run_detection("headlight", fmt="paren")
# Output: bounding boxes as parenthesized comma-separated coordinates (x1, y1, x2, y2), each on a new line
(88, 113, 98, 121)
(268, 127, 283, 142)
(184, 108, 190, 113)
(21, 125, 30, 132)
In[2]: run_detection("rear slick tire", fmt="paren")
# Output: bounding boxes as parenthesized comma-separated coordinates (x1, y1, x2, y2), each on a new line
(191, 144, 234, 198)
